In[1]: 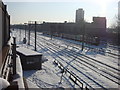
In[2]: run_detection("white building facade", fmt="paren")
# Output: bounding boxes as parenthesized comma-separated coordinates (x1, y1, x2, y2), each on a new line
(75, 8, 84, 23)
(118, 1, 120, 26)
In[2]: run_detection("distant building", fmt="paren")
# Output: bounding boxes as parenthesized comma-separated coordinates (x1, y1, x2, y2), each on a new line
(118, 1, 120, 27)
(118, 1, 120, 20)
(12, 9, 106, 38)
(40, 17, 106, 37)
(41, 22, 78, 35)
(85, 17, 106, 37)
(92, 17, 106, 29)
(75, 8, 84, 23)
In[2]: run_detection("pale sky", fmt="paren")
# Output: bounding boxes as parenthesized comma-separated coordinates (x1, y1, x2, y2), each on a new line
(3, 0, 119, 27)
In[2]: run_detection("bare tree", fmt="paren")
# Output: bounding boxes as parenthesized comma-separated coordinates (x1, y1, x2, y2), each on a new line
(110, 15, 119, 33)
(109, 15, 120, 45)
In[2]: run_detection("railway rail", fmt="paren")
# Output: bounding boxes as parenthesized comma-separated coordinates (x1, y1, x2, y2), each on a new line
(29, 33, 119, 89)
(41, 34, 119, 58)
(14, 30, 119, 89)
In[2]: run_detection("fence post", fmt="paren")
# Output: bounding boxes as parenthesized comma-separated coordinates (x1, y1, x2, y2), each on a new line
(12, 37, 16, 75)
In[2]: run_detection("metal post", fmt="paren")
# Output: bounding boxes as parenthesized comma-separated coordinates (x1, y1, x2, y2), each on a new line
(35, 21, 37, 51)
(59, 69, 64, 84)
(19, 29, 21, 42)
(24, 23, 27, 40)
(12, 37, 16, 75)
(81, 35, 85, 51)
(28, 23, 30, 45)
(8, 15, 10, 39)
(81, 21, 85, 51)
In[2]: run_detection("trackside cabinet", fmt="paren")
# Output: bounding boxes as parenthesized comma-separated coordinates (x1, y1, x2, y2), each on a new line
(16, 47, 42, 70)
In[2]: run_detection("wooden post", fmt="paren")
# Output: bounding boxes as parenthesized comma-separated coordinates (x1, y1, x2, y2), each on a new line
(35, 21, 37, 51)
(12, 37, 16, 75)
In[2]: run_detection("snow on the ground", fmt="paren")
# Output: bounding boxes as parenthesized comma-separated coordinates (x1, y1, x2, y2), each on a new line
(17, 47, 42, 56)
(38, 33, 119, 69)
(25, 79, 39, 88)
(11, 30, 79, 88)
(23, 55, 78, 88)
(11, 29, 119, 89)
(41, 33, 119, 55)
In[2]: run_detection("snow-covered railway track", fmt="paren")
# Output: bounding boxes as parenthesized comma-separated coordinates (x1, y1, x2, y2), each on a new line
(16, 30, 119, 89)
(30, 37, 107, 89)
(107, 44, 120, 50)
(41, 34, 119, 58)
(37, 35, 119, 72)
(29, 34, 119, 89)
(36, 36, 120, 85)
(30, 36, 95, 89)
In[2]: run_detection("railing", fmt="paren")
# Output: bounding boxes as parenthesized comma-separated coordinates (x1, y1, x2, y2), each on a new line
(0, 37, 25, 89)
(0, 46, 11, 81)
(0, 52, 12, 80)
(54, 59, 86, 89)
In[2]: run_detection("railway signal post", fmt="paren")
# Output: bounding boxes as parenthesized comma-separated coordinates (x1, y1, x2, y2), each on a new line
(28, 21, 31, 45)
(35, 21, 37, 51)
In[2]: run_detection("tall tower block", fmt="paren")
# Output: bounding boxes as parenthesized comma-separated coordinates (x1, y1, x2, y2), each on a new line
(118, 1, 120, 20)
(76, 8, 84, 23)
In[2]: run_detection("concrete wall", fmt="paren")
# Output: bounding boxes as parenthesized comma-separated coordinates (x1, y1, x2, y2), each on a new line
(0, 1, 10, 49)
(0, 2, 2, 68)
(0, 1, 10, 68)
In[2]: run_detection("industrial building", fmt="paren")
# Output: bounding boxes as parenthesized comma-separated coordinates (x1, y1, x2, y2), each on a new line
(11, 8, 107, 46)
(41, 17, 106, 38)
